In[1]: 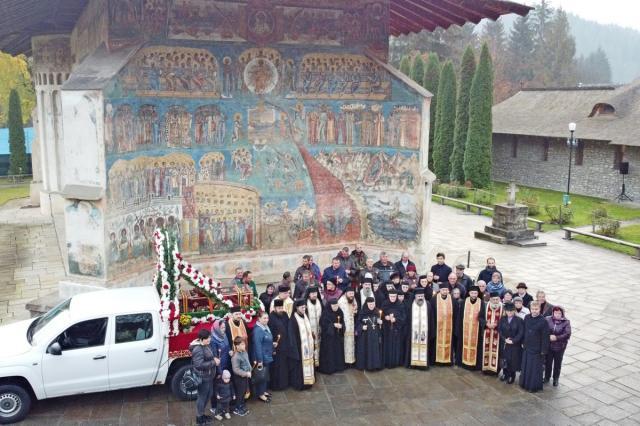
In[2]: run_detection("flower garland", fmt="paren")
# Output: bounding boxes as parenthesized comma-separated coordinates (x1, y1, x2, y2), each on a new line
(153, 228, 262, 336)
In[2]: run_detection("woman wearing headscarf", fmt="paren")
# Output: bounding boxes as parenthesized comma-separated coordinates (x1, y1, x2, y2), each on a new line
(210, 319, 231, 413)
(318, 299, 345, 374)
(259, 283, 276, 312)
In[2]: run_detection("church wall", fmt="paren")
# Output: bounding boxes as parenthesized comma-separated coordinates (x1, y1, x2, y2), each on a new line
(492, 134, 640, 201)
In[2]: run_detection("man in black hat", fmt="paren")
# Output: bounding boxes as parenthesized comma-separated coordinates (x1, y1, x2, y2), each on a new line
(305, 287, 322, 367)
(457, 286, 485, 370)
(455, 264, 474, 293)
(288, 299, 315, 390)
(515, 282, 533, 308)
(268, 299, 289, 390)
(498, 302, 524, 384)
(481, 292, 503, 375)
(405, 288, 433, 369)
(271, 283, 294, 316)
(226, 306, 249, 352)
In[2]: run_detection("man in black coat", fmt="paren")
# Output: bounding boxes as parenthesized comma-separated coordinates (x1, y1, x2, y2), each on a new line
(454, 264, 474, 293)
(430, 252, 452, 284)
(394, 251, 416, 279)
(515, 282, 533, 308)
(519, 301, 550, 392)
(268, 299, 289, 391)
(476, 257, 501, 284)
(498, 302, 524, 384)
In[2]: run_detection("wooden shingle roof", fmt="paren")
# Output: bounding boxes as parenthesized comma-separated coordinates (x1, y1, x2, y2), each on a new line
(0, 0, 531, 55)
(492, 80, 640, 146)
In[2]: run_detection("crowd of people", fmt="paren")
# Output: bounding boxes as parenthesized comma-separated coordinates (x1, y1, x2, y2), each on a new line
(190, 248, 572, 424)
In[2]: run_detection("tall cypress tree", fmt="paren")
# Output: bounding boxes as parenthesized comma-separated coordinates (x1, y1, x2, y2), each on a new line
(410, 54, 425, 86)
(432, 61, 457, 182)
(463, 43, 494, 188)
(399, 55, 411, 76)
(423, 53, 441, 171)
(8, 89, 27, 176)
(450, 46, 476, 183)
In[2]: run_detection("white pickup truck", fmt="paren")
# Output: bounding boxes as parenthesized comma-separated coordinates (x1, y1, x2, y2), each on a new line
(0, 287, 199, 424)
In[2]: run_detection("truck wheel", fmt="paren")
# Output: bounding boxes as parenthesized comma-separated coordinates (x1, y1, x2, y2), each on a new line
(0, 385, 31, 424)
(170, 365, 199, 401)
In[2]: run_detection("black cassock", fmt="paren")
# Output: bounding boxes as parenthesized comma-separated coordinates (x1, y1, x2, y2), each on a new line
(287, 312, 312, 390)
(519, 314, 550, 392)
(318, 306, 345, 374)
(455, 298, 485, 370)
(404, 299, 435, 368)
(498, 315, 524, 377)
(268, 311, 290, 391)
(355, 307, 383, 371)
(381, 300, 407, 368)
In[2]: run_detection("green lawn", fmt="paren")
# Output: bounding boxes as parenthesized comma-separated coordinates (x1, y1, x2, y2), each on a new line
(574, 224, 640, 256)
(0, 183, 29, 205)
(433, 181, 640, 232)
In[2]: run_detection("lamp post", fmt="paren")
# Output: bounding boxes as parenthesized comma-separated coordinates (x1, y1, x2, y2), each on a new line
(564, 122, 578, 206)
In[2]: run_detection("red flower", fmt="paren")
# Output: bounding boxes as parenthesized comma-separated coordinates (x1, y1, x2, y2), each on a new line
(163, 284, 169, 290)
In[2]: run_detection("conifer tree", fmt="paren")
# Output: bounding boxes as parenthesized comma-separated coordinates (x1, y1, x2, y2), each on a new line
(463, 44, 494, 188)
(422, 53, 441, 171)
(450, 46, 476, 183)
(399, 55, 411, 76)
(432, 61, 457, 182)
(410, 54, 425, 86)
(8, 89, 27, 176)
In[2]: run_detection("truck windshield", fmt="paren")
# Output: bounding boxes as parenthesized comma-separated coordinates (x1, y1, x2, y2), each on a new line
(27, 298, 71, 344)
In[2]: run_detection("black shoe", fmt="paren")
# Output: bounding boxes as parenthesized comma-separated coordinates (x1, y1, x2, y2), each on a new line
(196, 416, 204, 425)
(507, 376, 515, 384)
(553, 378, 558, 386)
(499, 374, 507, 382)
(543, 377, 550, 384)
(202, 414, 213, 421)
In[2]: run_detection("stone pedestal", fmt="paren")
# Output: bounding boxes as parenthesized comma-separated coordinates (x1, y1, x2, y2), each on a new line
(475, 203, 546, 247)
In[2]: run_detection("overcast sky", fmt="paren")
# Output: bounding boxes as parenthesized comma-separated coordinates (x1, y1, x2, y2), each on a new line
(523, 0, 640, 31)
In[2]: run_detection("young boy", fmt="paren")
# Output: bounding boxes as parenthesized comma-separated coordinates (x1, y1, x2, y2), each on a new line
(231, 336, 252, 416)
(215, 370, 235, 420)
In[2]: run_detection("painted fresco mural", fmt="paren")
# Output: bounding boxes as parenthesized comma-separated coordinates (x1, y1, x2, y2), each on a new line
(94, 0, 423, 277)
(65, 201, 105, 277)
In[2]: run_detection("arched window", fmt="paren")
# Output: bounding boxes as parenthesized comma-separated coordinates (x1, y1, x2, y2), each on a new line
(49, 73, 54, 86)
(57, 73, 62, 85)
(589, 103, 615, 117)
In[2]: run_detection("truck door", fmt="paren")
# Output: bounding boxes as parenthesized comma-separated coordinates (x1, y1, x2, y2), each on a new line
(108, 312, 162, 389)
(41, 317, 110, 397)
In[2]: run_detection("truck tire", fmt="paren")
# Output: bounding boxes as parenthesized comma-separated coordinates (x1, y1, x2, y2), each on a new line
(0, 384, 31, 424)
(170, 365, 199, 401)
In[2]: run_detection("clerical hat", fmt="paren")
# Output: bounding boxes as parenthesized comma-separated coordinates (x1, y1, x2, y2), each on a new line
(504, 302, 515, 311)
(294, 298, 306, 307)
(344, 287, 355, 294)
(468, 286, 480, 293)
(363, 277, 373, 284)
(306, 286, 319, 295)
(230, 306, 241, 313)
(414, 288, 425, 295)
(365, 296, 375, 304)
(274, 299, 284, 307)
(329, 299, 339, 305)
(390, 272, 400, 280)
(278, 284, 290, 293)
(388, 288, 398, 295)
(489, 291, 500, 298)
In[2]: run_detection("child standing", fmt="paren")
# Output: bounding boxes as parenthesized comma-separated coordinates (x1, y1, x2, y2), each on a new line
(214, 370, 235, 420)
(231, 336, 252, 416)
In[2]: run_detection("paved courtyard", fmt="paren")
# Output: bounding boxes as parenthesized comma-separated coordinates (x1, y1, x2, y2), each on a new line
(3, 202, 640, 425)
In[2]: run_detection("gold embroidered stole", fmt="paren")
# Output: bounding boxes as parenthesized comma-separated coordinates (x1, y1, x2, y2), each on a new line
(338, 295, 356, 364)
(410, 301, 429, 366)
(294, 313, 315, 385)
(482, 304, 503, 372)
(462, 299, 481, 367)
(435, 295, 453, 364)
(228, 320, 248, 351)
(307, 300, 322, 366)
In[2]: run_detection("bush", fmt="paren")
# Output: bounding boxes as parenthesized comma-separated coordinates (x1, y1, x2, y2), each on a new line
(593, 217, 620, 237)
(544, 205, 574, 225)
(435, 183, 468, 198)
(473, 189, 495, 206)
(519, 190, 540, 216)
(592, 207, 608, 219)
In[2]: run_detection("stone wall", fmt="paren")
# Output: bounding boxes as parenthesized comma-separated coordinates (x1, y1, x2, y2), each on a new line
(492, 134, 640, 201)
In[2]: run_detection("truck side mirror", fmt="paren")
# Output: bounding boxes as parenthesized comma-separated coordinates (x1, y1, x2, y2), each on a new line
(48, 342, 62, 356)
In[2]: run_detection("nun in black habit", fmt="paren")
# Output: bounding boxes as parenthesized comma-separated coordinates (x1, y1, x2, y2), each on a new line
(381, 289, 407, 368)
(519, 302, 550, 392)
(355, 297, 384, 371)
(268, 298, 290, 391)
(318, 299, 345, 374)
(498, 302, 524, 384)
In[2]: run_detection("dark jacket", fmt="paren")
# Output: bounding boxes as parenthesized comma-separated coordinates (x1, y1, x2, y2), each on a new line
(210, 330, 231, 375)
(350, 250, 368, 271)
(190, 340, 216, 379)
(323, 265, 349, 291)
(394, 260, 416, 279)
(252, 323, 274, 364)
(456, 274, 474, 292)
(259, 290, 275, 312)
(546, 306, 571, 352)
(216, 378, 235, 403)
(430, 263, 452, 284)
(522, 314, 550, 355)
(540, 301, 555, 317)
(477, 267, 502, 284)
(373, 260, 395, 283)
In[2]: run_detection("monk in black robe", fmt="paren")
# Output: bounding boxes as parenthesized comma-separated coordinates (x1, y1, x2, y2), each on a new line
(287, 299, 315, 390)
(520, 301, 550, 392)
(405, 288, 434, 369)
(268, 299, 289, 391)
(318, 300, 345, 374)
(456, 286, 485, 370)
(355, 297, 383, 371)
(499, 302, 524, 384)
(381, 290, 407, 368)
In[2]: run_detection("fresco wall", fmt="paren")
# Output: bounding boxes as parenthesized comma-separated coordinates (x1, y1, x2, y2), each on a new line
(103, 42, 423, 277)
